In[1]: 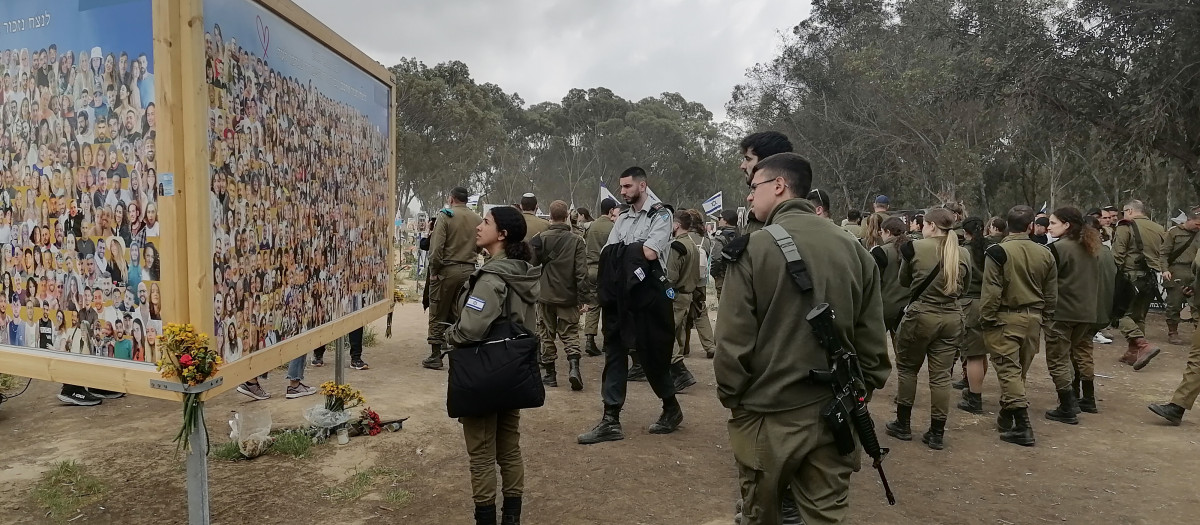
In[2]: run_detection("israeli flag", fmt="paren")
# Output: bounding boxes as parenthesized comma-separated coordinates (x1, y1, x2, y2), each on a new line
(702, 192, 723, 216)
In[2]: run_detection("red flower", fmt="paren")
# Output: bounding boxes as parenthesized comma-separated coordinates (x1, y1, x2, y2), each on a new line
(179, 354, 194, 367)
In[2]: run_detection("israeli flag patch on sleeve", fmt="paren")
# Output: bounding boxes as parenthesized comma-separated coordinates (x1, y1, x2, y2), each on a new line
(634, 267, 646, 281)
(466, 296, 486, 311)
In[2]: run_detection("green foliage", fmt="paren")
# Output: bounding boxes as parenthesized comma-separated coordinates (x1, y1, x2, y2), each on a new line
(0, 373, 22, 392)
(32, 461, 107, 522)
(322, 466, 412, 503)
(268, 430, 312, 459)
(210, 441, 244, 461)
(362, 326, 379, 347)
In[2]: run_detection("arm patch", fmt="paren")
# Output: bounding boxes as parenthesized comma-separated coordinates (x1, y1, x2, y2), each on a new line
(871, 246, 889, 271)
(720, 234, 750, 262)
(439, 208, 454, 218)
(986, 244, 1008, 265)
(671, 240, 688, 256)
(899, 241, 915, 262)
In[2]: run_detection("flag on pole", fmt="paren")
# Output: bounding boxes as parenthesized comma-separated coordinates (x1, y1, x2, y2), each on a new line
(647, 186, 660, 203)
(1172, 210, 1188, 225)
(599, 182, 617, 205)
(702, 192, 723, 216)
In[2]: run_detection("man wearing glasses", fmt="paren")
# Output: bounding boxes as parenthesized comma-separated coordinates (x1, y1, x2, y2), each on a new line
(1112, 199, 1166, 370)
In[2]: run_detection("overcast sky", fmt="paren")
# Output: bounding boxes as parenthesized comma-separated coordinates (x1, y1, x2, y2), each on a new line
(292, 0, 812, 122)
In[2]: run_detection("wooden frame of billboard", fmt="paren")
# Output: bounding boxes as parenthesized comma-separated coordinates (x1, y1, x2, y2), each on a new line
(0, 0, 396, 401)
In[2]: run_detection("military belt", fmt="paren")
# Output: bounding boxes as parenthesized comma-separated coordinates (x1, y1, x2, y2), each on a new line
(998, 306, 1041, 314)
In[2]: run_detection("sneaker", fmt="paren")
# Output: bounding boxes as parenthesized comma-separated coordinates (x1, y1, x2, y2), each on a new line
(1093, 333, 1113, 344)
(311, 358, 325, 367)
(351, 360, 370, 370)
(87, 388, 126, 399)
(285, 382, 317, 399)
(58, 387, 102, 406)
(237, 382, 271, 401)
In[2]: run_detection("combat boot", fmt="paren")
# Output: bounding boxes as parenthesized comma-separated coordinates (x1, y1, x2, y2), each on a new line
(1131, 338, 1161, 370)
(996, 407, 1015, 432)
(671, 361, 697, 393)
(1071, 375, 1082, 400)
(421, 344, 444, 370)
(951, 377, 968, 390)
(1078, 380, 1099, 413)
(584, 335, 602, 357)
(501, 496, 521, 525)
(957, 391, 984, 414)
(1148, 402, 1185, 426)
(780, 493, 803, 525)
(1168, 321, 1185, 345)
(541, 362, 558, 387)
(885, 404, 913, 441)
(648, 396, 683, 434)
(1000, 407, 1036, 446)
(578, 404, 624, 444)
(474, 504, 497, 525)
(1119, 339, 1138, 365)
(1045, 389, 1080, 424)
(567, 355, 583, 391)
(922, 418, 947, 450)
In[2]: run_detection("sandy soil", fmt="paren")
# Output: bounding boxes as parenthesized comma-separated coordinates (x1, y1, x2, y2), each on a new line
(1, 302, 1199, 524)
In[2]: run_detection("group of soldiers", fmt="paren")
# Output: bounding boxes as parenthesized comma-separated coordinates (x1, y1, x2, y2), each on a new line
(415, 130, 1200, 524)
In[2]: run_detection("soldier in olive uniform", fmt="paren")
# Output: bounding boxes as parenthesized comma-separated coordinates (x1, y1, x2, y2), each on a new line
(684, 209, 717, 359)
(981, 205, 1058, 447)
(715, 153, 890, 524)
(736, 131, 794, 234)
(667, 210, 701, 392)
(1149, 248, 1200, 425)
(1043, 207, 1111, 424)
(424, 187, 483, 370)
(1158, 207, 1200, 345)
(530, 200, 590, 391)
(956, 217, 990, 414)
(520, 193, 550, 240)
(886, 208, 970, 450)
(710, 210, 739, 300)
(582, 198, 618, 356)
(871, 217, 911, 346)
(1112, 199, 1166, 369)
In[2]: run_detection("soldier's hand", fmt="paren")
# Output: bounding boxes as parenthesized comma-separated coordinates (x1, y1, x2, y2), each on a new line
(580, 304, 591, 313)
(1163, 271, 1173, 281)
(642, 245, 658, 261)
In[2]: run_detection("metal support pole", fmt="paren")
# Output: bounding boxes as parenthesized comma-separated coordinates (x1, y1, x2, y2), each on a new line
(334, 335, 347, 385)
(187, 402, 210, 525)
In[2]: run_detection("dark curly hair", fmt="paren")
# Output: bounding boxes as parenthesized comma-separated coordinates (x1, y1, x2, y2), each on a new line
(487, 206, 532, 262)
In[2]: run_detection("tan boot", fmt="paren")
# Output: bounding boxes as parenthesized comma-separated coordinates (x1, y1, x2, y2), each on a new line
(1132, 338, 1161, 371)
(1119, 339, 1138, 365)
(1168, 322, 1185, 345)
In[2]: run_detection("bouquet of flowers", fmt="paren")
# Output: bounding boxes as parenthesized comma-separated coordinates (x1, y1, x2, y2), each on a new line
(155, 324, 221, 451)
(318, 381, 365, 412)
(303, 382, 367, 442)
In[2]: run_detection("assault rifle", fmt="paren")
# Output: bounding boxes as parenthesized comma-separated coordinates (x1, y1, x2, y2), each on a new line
(806, 303, 896, 506)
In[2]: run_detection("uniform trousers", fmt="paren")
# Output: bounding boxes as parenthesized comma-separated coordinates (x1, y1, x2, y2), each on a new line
(1164, 272, 1195, 325)
(729, 403, 859, 525)
(984, 311, 1041, 410)
(600, 306, 676, 407)
(1169, 329, 1200, 409)
(583, 266, 601, 336)
(691, 289, 716, 354)
(460, 410, 523, 505)
(1045, 320, 1095, 390)
(428, 263, 474, 345)
(536, 303, 580, 363)
(1117, 279, 1155, 340)
(671, 291, 695, 363)
(894, 303, 962, 419)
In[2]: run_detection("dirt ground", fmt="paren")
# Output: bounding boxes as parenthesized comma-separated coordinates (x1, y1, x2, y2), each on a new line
(2, 302, 1199, 525)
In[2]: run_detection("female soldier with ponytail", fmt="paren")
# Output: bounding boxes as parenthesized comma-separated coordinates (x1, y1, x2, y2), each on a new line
(956, 217, 989, 414)
(886, 208, 972, 450)
(445, 206, 542, 525)
(872, 217, 911, 345)
(1043, 207, 1109, 421)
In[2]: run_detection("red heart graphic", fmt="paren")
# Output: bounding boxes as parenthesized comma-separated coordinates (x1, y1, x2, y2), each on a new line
(256, 15, 270, 57)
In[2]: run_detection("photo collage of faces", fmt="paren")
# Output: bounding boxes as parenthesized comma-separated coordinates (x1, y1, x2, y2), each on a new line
(0, 44, 163, 363)
(205, 23, 390, 364)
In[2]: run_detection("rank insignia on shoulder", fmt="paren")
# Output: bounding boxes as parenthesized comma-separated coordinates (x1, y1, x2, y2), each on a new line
(666, 288, 676, 299)
(985, 244, 1007, 265)
(466, 295, 486, 311)
(721, 234, 750, 262)
(439, 208, 454, 218)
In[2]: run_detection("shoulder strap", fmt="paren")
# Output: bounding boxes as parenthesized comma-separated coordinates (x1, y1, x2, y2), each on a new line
(1169, 230, 1198, 265)
(909, 262, 943, 303)
(1128, 220, 1151, 270)
(763, 224, 813, 293)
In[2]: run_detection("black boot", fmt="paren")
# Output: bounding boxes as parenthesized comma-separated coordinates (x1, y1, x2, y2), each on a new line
(1071, 375, 1082, 400)
(501, 496, 521, 525)
(671, 361, 697, 393)
(474, 504, 497, 525)
(541, 362, 558, 387)
(1000, 407, 1036, 446)
(1045, 389, 1080, 424)
(951, 377, 968, 390)
(957, 391, 983, 414)
(780, 492, 803, 525)
(578, 405, 624, 444)
(567, 356, 583, 391)
(1079, 380, 1098, 413)
(648, 396, 684, 434)
(422, 344, 444, 370)
(584, 335, 602, 357)
(1148, 402, 1185, 426)
(922, 418, 947, 450)
(996, 408, 1015, 432)
(885, 404, 913, 441)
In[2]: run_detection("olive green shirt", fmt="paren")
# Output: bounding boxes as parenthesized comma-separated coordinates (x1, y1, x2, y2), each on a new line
(445, 253, 541, 346)
(428, 204, 482, 273)
(1112, 216, 1166, 273)
(523, 212, 550, 240)
(899, 237, 972, 306)
(1096, 245, 1117, 325)
(667, 231, 700, 294)
(980, 233, 1058, 326)
(530, 223, 589, 306)
(1160, 224, 1200, 276)
(870, 238, 909, 327)
(714, 199, 891, 412)
(584, 216, 614, 267)
(1048, 238, 1105, 324)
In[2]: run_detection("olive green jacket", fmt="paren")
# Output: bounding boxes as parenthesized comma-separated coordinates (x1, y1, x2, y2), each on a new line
(980, 233, 1058, 327)
(428, 204, 482, 272)
(899, 237, 971, 306)
(1160, 224, 1200, 277)
(1048, 238, 1108, 324)
(523, 212, 550, 240)
(1113, 216, 1165, 273)
(714, 199, 891, 412)
(531, 223, 589, 306)
(869, 238, 909, 328)
(584, 216, 614, 267)
(445, 253, 541, 346)
(667, 231, 700, 294)
(1096, 245, 1117, 325)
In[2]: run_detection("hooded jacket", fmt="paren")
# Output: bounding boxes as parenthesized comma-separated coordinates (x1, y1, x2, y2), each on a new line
(445, 252, 541, 346)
